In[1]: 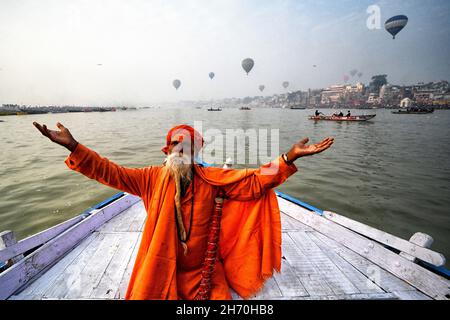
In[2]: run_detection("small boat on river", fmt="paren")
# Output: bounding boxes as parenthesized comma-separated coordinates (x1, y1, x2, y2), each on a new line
(392, 108, 434, 114)
(289, 106, 306, 110)
(309, 114, 376, 122)
(207, 107, 222, 111)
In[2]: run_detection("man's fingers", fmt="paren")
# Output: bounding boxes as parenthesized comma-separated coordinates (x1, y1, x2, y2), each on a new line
(299, 137, 309, 145)
(42, 124, 53, 139)
(33, 122, 48, 137)
(56, 122, 65, 130)
(316, 140, 332, 148)
(314, 140, 333, 154)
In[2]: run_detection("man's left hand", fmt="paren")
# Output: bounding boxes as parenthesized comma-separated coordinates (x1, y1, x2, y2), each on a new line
(286, 137, 334, 163)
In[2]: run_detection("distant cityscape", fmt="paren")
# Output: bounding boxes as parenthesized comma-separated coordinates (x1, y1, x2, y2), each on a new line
(180, 76, 450, 110)
(1, 76, 449, 115)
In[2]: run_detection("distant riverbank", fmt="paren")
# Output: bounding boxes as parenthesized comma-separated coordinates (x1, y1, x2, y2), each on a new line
(0, 106, 127, 116)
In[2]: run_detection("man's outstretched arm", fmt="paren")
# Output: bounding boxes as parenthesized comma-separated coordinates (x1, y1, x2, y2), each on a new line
(33, 122, 151, 197)
(223, 137, 334, 200)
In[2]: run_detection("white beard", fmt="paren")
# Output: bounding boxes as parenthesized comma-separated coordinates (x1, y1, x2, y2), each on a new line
(165, 152, 193, 183)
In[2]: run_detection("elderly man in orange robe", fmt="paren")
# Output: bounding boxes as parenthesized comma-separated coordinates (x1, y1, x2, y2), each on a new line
(33, 121, 333, 300)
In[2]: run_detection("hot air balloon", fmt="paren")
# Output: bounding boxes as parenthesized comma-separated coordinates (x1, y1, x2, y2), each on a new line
(282, 81, 289, 89)
(313, 65, 317, 68)
(173, 79, 181, 90)
(343, 75, 349, 83)
(385, 15, 408, 39)
(241, 58, 254, 75)
(209, 72, 215, 80)
(259, 85, 265, 92)
(357, 72, 363, 78)
(350, 69, 358, 77)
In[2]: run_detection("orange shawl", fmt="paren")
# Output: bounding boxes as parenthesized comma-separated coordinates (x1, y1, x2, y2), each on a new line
(65, 144, 297, 299)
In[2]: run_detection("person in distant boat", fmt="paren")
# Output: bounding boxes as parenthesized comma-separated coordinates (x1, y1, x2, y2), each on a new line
(338, 111, 344, 117)
(346, 110, 351, 117)
(32, 121, 333, 300)
(315, 110, 324, 116)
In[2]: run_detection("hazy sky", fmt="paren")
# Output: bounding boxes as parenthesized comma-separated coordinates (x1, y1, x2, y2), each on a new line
(0, 0, 449, 106)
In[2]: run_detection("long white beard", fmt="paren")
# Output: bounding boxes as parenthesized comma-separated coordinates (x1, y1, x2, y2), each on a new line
(165, 152, 193, 183)
(165, 152, 193, 255)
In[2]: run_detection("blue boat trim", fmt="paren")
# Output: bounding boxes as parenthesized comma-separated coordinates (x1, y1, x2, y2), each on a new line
(419, 261, 450, 280)
(275, 190, 323, 215)
(80, 192, 125, 218)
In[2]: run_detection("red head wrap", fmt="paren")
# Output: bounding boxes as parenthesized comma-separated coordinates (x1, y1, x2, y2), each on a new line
(161, 124, 204, 155)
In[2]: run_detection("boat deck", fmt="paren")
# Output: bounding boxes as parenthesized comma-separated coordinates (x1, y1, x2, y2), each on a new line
(7, 196, 433, 300)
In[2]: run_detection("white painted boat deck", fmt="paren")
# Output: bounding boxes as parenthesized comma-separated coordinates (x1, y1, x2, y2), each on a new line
(7, 196, 433, 300)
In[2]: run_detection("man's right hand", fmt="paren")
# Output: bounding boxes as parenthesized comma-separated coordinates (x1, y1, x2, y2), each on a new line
(33, 122, 78, 152)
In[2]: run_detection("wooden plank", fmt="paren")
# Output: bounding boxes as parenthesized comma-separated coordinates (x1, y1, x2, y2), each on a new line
(289, 231, 360, 295)
(97, 209, 131, 233)
(250, 277, 282, 299)
(9, 232, 100, 300)
(392, 290, 432, 300)
(278, 197, 450, 300)
(126, 202, 147, 232)
(400, 232, 434, 263)
(272, 256, 309, 297)
(312, 232, 419, 293)
(281, 232, 334, 296)
(64, 232, 123, 298)
(287, 292, 398, 300)
(0, 231, 23, 265)
(41, 232, 108, 299)
(115, 205, 143, 232)
(115, 233, 142, 299)
(90, 232, 139, 299)
(323, 211, 446, 267)
(306, 232, 384, 294)
(0, 193, 140, 300)
(0, 216, 84, 263)
(280, 213, 313, 232)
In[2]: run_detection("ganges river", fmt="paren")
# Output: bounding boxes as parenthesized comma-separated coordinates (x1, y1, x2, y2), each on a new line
(1, 108, 449, 266)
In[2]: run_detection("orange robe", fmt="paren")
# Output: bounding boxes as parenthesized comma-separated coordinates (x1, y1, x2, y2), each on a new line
(65, 143, 297, 299)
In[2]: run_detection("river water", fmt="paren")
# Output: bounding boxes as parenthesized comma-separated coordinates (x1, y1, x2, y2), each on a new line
(1, 108, 449, 266)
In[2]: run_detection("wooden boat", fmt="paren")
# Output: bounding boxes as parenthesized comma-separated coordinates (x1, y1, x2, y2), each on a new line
(309, 114, 376, 122)
(391, 109, 434, 114)
(289, 106, 306, 110)
(207, 107, 222, 111)
(239, 107, 251, 110)
(1, 180, 449, 300)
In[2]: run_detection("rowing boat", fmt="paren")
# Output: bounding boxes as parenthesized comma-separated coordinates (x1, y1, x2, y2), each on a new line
(1, 166, 449, 300)
(309, 114, 376, 121)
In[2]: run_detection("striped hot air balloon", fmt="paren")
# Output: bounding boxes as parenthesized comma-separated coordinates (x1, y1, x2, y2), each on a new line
(385, 15, 408, 39)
